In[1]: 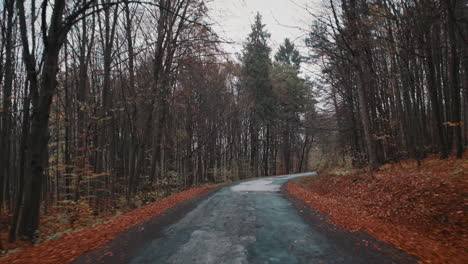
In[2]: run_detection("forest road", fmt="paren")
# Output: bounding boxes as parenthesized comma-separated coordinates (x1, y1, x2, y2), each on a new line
(73, 173, 417, 264)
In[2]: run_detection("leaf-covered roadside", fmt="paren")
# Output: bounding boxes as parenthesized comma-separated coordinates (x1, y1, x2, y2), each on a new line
(0, 185, 219, 264)
(286, 154, 467, 264)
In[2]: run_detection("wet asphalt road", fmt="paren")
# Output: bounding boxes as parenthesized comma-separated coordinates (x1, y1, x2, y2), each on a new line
(74, 173, 417, 264)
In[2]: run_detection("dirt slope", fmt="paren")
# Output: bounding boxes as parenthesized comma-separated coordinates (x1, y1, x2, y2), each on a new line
(287, 154, 467, 264)
(0, 185, 219, 264)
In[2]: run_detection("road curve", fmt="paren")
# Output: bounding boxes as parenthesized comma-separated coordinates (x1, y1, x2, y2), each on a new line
(74, 173, 416, 264)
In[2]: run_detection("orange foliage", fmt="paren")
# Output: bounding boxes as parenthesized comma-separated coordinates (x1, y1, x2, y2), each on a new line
(287, 153, 467, 264)
(0, 185, 219, 264)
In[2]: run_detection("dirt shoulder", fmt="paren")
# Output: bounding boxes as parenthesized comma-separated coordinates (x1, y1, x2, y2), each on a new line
(286, 154, 467, 264)
(0, 185, 221, 264)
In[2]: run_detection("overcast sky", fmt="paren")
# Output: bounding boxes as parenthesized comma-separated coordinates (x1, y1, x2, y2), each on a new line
(207, 0, 323, 75)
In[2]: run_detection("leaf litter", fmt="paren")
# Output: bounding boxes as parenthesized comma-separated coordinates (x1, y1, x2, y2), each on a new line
(287, 154, 467, 264)
(0, 185, 219, 264)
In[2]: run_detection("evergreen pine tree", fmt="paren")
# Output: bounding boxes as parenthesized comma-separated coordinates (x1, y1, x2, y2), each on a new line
(274, 38, 301, 70)
(240, 13, 275, 176)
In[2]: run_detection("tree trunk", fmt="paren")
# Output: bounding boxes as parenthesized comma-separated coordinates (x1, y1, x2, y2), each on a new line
(424, 28, 449, 159)
(446, 0, 463, 158)
(17, 0, 67, 240)
(0, 0, 15, 216)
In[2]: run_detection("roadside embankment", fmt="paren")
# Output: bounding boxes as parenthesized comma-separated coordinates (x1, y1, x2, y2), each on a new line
(286, 154, 467, 264)
(0, 185, 221, 264)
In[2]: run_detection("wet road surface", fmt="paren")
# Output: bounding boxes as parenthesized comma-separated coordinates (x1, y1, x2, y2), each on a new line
(74, 173, 417, 264)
